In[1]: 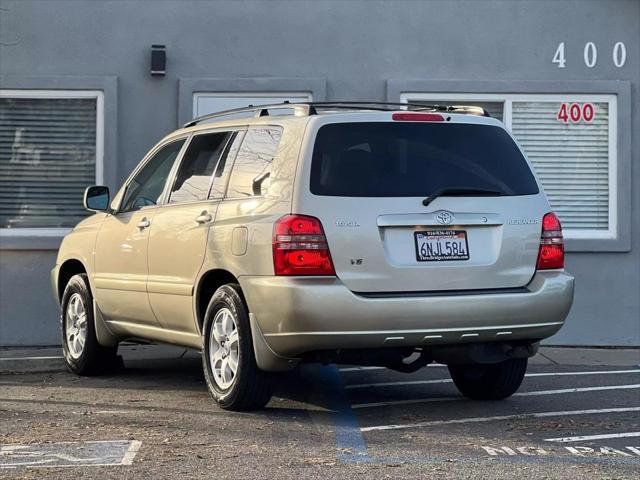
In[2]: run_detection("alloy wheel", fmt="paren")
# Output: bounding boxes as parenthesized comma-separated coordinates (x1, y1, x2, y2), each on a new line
(65, 293, 88, 359)
(209, 307, 240, 389)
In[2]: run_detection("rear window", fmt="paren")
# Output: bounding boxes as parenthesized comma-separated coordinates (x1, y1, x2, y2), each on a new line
(310, 122, 539, 197)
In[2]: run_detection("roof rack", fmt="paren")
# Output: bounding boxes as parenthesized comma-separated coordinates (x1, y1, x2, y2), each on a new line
(182, 101, 490, 128)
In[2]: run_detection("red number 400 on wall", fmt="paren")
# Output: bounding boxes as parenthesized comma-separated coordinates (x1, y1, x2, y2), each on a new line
(557, 103, 595, 123)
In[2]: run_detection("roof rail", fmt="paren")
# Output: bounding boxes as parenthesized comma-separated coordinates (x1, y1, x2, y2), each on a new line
(182, 101, 489, 128)
(182, 103, 315, 128)
(302, 102, 490, 117)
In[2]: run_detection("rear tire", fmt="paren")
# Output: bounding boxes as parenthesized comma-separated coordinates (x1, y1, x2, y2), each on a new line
(61, 274, 118, 375)
(202, 284, 272, 411)
(448, 358, 527, 400)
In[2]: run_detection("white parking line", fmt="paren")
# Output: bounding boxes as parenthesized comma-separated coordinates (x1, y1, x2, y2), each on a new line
(94, 410, 136, 415)
(121, 440, 142, 465)
(345, 369, 640, 389)
(517, 384, 640, 396)
(360, 406, 640, 432)
(525, 369, 640, 377)
(545, 432, 640, 443)
(351, 384, 640, 409)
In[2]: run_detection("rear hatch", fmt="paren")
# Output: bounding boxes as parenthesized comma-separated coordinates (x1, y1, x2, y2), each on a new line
(296, 113, 549, 293)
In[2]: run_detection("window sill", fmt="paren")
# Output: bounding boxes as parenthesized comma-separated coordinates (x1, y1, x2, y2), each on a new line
(564, 227, 629, 252)
(564, 237, 629, 253)
(0, 229, 70, 250)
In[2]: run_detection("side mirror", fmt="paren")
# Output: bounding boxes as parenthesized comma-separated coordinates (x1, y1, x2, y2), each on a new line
(83, 186, 111, 212)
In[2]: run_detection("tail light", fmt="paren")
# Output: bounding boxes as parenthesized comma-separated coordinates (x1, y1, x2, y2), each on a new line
(536, 212, 564, 270)
(273, 215, 336, 276)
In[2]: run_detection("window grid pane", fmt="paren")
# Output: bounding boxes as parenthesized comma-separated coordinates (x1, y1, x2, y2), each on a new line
(511, 101, 609, 230)
(0, 97, 97, 228)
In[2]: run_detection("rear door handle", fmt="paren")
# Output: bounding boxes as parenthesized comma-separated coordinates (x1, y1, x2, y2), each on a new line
(137, 218, 151, 229)
(195, 212, 212, 224)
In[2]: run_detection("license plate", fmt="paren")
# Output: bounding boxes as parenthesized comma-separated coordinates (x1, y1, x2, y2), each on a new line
(415, 230, 470, 262)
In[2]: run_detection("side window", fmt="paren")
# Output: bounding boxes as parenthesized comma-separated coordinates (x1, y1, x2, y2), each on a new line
(226, 127, 283, 198)
(120, 139, 185, 212)
(169, 132, 231, 204)
(209, 131, 243, 199)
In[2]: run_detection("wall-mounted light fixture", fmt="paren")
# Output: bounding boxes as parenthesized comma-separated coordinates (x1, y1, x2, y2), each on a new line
(150, 45, 166, 76)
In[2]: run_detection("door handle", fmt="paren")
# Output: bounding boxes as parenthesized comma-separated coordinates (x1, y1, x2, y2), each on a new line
(195, 211, 212, 224)
(137, 218, 151, 229)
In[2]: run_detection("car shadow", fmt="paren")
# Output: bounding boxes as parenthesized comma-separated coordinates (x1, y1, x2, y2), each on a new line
(2, 355, 347, 419)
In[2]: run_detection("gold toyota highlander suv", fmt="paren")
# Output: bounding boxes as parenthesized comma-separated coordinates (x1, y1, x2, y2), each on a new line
(52, 102, 574, 411)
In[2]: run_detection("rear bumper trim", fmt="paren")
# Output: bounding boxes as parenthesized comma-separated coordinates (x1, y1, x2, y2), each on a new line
(354, 286, 529, 299)
(264, 321, 564, 337)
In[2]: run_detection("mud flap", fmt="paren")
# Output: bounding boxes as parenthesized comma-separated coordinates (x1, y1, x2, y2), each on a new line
(93, 299, 120, 347)
(249, 313, 299, 372)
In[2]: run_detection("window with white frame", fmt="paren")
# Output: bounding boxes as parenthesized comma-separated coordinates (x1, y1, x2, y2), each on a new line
(401, 93, 617, 240)
(193, 92, 312, 120)
(0, 90, 104, 231)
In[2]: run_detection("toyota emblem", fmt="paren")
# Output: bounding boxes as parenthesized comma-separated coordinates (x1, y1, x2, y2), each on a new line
(435, 211, 454, 225)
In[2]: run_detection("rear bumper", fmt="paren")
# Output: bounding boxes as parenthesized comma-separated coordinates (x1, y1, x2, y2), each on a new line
(239, 271, 574, 360)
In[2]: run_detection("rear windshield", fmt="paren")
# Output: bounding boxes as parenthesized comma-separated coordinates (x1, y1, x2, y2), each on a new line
(310, 122, 539, 197)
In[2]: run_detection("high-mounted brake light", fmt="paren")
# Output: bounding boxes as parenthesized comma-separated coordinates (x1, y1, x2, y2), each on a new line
(536, 212, 564, 270)
(273, 215, 336, 276)
(392, 112, 445, 122)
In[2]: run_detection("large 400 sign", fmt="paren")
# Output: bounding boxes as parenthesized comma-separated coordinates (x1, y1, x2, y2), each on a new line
(553, 42, 627, 68)
(557, 103, 594, 123)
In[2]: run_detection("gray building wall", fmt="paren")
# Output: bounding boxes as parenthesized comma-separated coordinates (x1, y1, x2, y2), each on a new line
(0, 0, 638, 346)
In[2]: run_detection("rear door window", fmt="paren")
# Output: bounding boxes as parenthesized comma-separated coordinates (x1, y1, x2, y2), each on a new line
(209, 131, 243, 199)
(226, 127, 283, 198)
(310, 122, 539, 197)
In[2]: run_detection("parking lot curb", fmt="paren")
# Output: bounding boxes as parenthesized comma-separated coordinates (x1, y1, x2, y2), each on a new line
(0, 356, 67, 374)
(0, 344, 198, 374)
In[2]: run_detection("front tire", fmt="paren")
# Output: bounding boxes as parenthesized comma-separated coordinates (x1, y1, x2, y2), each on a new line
(448, 358, 527, 400)
(202, 284, 272, 411)
(61, 274, 118, 375)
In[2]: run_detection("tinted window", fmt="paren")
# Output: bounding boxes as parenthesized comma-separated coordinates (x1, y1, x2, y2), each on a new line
(226, 127, 283, 198)
(310, 123, 539, 197)
(209, 131, 243, 199)
(121, 139, 185, 212)
(169, 132, 231, 204)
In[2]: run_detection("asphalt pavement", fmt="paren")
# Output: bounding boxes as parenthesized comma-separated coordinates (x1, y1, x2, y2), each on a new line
(1, 344, 639, 479)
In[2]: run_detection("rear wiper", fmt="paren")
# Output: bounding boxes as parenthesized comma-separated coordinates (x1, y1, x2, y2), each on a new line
(422, 187, 502, 206)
